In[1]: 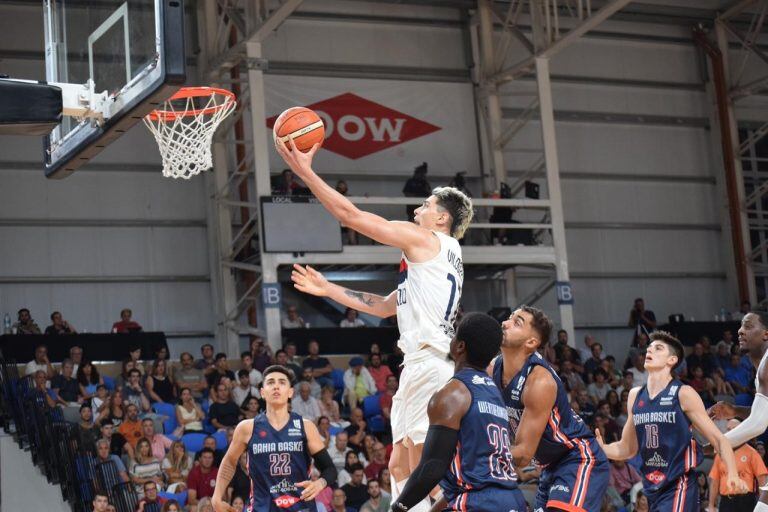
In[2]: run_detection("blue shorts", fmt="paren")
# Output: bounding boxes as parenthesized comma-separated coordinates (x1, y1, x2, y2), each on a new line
(534, 438, 610, 512)
(444, 486, 527, 512)
(647, 473, 699, 512)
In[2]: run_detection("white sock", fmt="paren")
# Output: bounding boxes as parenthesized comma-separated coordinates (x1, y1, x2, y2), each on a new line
(392, 478, 408, 504)
(755, 502, 768, 512)
(409, 499, 432, 512)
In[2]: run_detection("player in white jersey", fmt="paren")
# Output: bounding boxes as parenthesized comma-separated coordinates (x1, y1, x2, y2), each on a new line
(277, 138, 473, 512)
(709, 310, 768, 511)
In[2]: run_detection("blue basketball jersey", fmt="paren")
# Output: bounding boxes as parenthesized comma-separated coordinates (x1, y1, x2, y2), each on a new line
(492, 352, 595, 466)
(246, 412, 317, 512)
(441, 368, 519, 502)
(632, 380, 702, 499)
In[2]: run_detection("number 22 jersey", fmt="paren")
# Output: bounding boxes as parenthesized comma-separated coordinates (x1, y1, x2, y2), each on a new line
(246, 412, 317, 512)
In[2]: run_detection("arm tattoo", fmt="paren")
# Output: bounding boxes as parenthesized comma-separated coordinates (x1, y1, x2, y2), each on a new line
(216, 458, 237, 488)
(344, 290, 378, 307)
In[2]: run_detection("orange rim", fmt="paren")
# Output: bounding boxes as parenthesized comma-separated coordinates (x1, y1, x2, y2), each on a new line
(148, 87, 236, 122)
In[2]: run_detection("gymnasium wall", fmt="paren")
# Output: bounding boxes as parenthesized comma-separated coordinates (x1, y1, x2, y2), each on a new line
(0, 1, 764, 360)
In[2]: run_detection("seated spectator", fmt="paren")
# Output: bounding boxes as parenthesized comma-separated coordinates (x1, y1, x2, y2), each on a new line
(319, 386, 346, 428)
(162, 440, 193, 493)
(136, 481, 167, 511)
(379, 375, 398, 423)
(275, 349, 303, 384)
(302, 340, 334, 388)
(31, 370, 57, 408)
(195, 344, 216, 373)
(343, 357, 376, 407)
(317, 416, 332, 447)
(101, 392, 126, 428)
(241, 396, 261, 420)
(605, 390, 621, 418)
(715, 340, 732, 374)
(378, 468, 392, 498)
(594, 412, 620, 443)
(587, 368, 610, 404)
(367, 354, 392, 393)
(52, 358, 81, 405)
(230, 496, 245, 512)
(92, 492, 110, 512)
(69, 345, 83, 375)
(161, 500, 181, 512)
(239, 351, 263, 388)
(99, 419, 133, 459)
(115, 358, 136, 391)
(226, 453, 250, 506)
(291, 381, 322, 422)
(195, 497, 214, 512)
(344, 407, 368, 452)
(625, 333, 649, 370)
(92, 385, 110, 423)
(360, 434, 376, 466)
(628, 297, 656, 332)
(553, 329, 570, 362)
(363, 442, 388, 482)
(281, 305, 306, 329)
(609, 459, 641, 504)
(627, 354, 648, 387)
(174, 352, 206, 400)
(208, 382, 241, 429)
(146, 359, 176, 404)
(94, 438, 130, 483)
(558, 360, 585, 392)
(45, 310, 76, 335)
(615, 370, 635, 397)
(129, 437, 164, 496)
(341, 463, 369, 510)
(300, 368, 322, 399)
(338, 452, 366, 488)
(583, 342, 604, 379)
(724, 353, 752, 394)
(77, 404, 100, 453)
(112, 308, 143, 333)
(686, 342, 718, 376)
(232, 370, 259, 408)
(601, 355, 622, 385)
(332, 488, 353, 512)
(77, 361, 104, 400)
(359, 479, 390, 512)
(329, 432, 352, 474)
(14, 308, 41, 335)
(574, 389, 596, 425)
(206, 353, 236, 389)
(141, 418, 172, 461)
(712, 372, 735, 401)
(187, 448, 219, 508)
(340, 308, 365, 328)
(558, 345, 584, 374)
(118, 403, 145, 448)
(176, 388, 205, 433)
(122, 369, 151, 413)
(250, 336, 273, 373)
(25, 344, 55, 378)
(193, 436, 225, 467)
(284, 342, 301, 366)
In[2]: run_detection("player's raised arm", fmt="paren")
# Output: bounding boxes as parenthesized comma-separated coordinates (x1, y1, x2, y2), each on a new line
(392, 379, 471, 511)
(291, 264, 397, 318)
(679, 385, 747, 494)
(277, 138, 434, 253)
(510, 366, 557, 467)
(212, 420, 251, 512)
(596, 387, 640, 461)
(295, 419, 338, 502)
(720, 359, 768, 447)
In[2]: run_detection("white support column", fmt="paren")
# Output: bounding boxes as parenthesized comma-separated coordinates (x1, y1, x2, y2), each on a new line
(478, 0, 506, 190)
(535, 56, 574, 341)
(504, 268, 519, 308)
(245, 40, 282, 352)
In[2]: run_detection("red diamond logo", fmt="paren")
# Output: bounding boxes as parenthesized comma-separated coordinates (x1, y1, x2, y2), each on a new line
(267, 92, 441, 159)
(645, 470, 666, 485)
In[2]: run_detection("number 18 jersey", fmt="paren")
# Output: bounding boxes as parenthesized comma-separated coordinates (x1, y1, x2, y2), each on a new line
(396, 231, 463, 355)
(247, 412, 316, 512)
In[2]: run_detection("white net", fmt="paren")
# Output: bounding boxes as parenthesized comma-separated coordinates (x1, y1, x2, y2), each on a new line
(143, 88, 236, 179)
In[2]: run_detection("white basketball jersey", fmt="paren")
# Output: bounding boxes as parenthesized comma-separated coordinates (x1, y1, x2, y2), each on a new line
(396, 231, 464, 355)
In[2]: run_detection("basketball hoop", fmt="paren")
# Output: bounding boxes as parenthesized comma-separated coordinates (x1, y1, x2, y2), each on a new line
(143, 87, 236, 179)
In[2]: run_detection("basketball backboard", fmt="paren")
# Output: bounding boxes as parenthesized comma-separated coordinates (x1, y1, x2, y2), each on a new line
(43, 0, 185, 179)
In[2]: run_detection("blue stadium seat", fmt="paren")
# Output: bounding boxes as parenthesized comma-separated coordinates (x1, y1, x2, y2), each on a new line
(102, 375, 115, 391)
(212, 430, 227, 450)
(181, 433, 207, 453)
(329, 425, 342, 437)
(152, 402, 178, 435)
(362, 394, 382, 418)
(201, 399, 210, 414)
(331, 369, 345, 390)
(368, 415, 386, 433)
(158, 490, 188, 507)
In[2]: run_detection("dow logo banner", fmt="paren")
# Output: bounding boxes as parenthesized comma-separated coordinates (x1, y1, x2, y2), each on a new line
(264, 75, 480, 176)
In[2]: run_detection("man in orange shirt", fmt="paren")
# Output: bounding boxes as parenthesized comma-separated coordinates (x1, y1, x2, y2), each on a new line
(117, 403, 144, 448)
(709, 419, 768, 512)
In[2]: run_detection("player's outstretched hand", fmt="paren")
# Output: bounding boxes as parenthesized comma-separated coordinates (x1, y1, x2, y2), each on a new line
(725, 471, 748, 495)
(594, 427, 605, 448)
(708, 401, 737, 420)
(275, 136, 320, 179)
(296, 478, 327, 501)
(211, 497, 237, 512)
(292, 264, 329, 297)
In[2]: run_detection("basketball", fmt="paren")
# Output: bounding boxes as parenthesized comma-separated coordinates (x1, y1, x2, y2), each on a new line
(272, 106, 325, 153)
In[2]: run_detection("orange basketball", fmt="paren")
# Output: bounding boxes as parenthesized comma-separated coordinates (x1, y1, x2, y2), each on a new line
(272, 107, 325, 153)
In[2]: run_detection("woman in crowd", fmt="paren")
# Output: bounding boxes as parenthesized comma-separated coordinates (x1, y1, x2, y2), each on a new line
(161, 500, 181, 512)
(606, 389, 621, 419)
(318, 386, 348, 429)
(115, 359, 137, 391)
(316, 415, 332, 447)
(99, 391, 126, 426)
(378, 468, 392, 499)
(175, 388, 205, 433)
(77, 361, 103, 400)
(162, 440, 192, 493)
(360, 434, 376, 465)
(129, 437, 164, 496)
(146, 359, 176, 403)
(230, 495, 245, 512)
(633, 491, 649, 512)
(338, 451, 365, 488)
(196, 498, 214, 512)
(241, 396, 260, 420)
